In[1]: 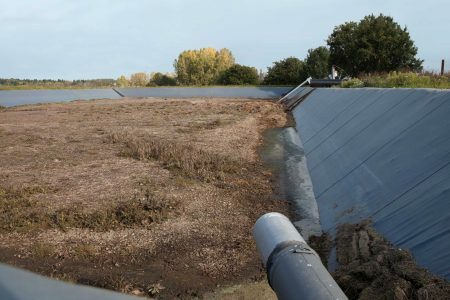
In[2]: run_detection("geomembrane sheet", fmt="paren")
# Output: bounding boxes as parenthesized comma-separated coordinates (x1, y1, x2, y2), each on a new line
(292, 88, 450, 279)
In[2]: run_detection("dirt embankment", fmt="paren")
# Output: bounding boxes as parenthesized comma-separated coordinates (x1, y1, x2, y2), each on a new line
(0, 98, 289, 298)
(331, 222, 450, 300)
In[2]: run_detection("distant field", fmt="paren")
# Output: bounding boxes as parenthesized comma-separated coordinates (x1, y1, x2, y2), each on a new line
(0, 98, 288, 298)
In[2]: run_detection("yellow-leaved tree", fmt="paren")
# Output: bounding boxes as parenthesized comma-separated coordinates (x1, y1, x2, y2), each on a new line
(116, 75, 130, 87)
(174, 48, 235, 85)
(129, 72, 150, 87)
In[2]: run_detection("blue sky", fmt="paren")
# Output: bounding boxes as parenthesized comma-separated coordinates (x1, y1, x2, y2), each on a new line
(1, 0, 449, 80)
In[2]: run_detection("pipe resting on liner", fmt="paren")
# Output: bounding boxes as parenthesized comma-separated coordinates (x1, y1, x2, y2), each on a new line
(253, 212, 347, 300)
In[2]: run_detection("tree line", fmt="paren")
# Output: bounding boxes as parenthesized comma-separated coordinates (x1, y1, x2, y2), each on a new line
(0, 78, 115, 89)
(1, 14, 424, 89)
(117, 14, 423, 87)
(117, 47, 326, 87)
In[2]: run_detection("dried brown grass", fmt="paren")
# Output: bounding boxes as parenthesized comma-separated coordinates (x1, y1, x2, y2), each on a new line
(0, 185, 176, 232)
(0, 186, 49, 231)
(0, 98, 289, 298)
(107, 129, 243, 182)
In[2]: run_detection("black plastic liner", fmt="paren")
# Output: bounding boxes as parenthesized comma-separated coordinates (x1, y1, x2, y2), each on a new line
(292, 88, 450, 279)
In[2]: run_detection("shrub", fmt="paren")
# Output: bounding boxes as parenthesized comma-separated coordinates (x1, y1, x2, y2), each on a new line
(341, 78, 364, 88)
(116, 75, 130, 87)
(263, 57, 308, 85)
(149, 73, 177, 86)
(364, 72, 450, 88)
(341, 72, 450, 89)
(219, 64, 259, 85)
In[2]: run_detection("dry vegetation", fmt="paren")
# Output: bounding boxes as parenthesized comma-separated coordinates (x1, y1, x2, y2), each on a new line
(341, 71, 450, 89)
(0, 98, 289, 298)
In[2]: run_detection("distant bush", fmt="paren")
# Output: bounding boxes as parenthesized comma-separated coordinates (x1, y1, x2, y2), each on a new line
(341, 78, 364, 88)
(341, 72, 450, 89)
(129, 72, 150, 87)
(116, 75, 129, 87)
(149, 73, 177, 86)
(263, 57, 308, 85)
(219, 64, 259, 85)
(305, 46, 330, 78)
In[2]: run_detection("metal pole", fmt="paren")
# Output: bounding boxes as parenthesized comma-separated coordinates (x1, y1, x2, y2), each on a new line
(278, 77, 312, 103)
(331, 65, 338, 79)
(253, 213, 348, 300)
(441, 60, 445, 76)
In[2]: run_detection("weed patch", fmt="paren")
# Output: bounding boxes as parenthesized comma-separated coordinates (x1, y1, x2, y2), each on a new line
(0, 186, 176, 233)
(188, 118, 233, 131)
(52, 191, 176, 231)
(107, 130, 243, 182)
(175, 118, 231, 134)
(72, 244, 98, 259)
(0, 186, 50, 231)
(31, 242, 56, 258)
(342, 72, 450, 89)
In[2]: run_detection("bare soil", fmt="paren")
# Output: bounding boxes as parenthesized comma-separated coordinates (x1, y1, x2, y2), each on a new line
(0, 98, 290, 298)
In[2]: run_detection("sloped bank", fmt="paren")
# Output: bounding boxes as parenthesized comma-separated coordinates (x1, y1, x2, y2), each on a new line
(260, 127, 322, 240)
(289, 88, 450, 280)
(0, 87, 293, 107)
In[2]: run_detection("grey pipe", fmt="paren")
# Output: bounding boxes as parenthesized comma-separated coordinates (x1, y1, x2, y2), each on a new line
(253, 213, 348, 300)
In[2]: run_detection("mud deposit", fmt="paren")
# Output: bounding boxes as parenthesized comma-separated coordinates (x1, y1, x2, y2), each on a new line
(331, 222, 449, 299)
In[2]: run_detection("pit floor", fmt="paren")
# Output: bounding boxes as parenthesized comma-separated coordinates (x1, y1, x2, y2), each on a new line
(0, 98, 288, 299)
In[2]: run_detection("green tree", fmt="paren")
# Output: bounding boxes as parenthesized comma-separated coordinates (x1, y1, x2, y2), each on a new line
(174, 48, 235, 85)
(219, 64, 259, 85)
(327, 14, 423, 76)
(116, 75, 129, 87)
(149, 72, 177, 86)
(263, 57, 307, 85)
(305, 47, 330, 78)
(129, 72, 149, 86)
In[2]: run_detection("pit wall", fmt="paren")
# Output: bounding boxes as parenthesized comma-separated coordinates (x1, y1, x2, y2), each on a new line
(0, 263, 138, 300)
(0, 89, 121, 107)
(260, 128, 322, 240)
(291, 88, 450, 279)
(116, 86, 292, 98)
(0, 87, 293, 107)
